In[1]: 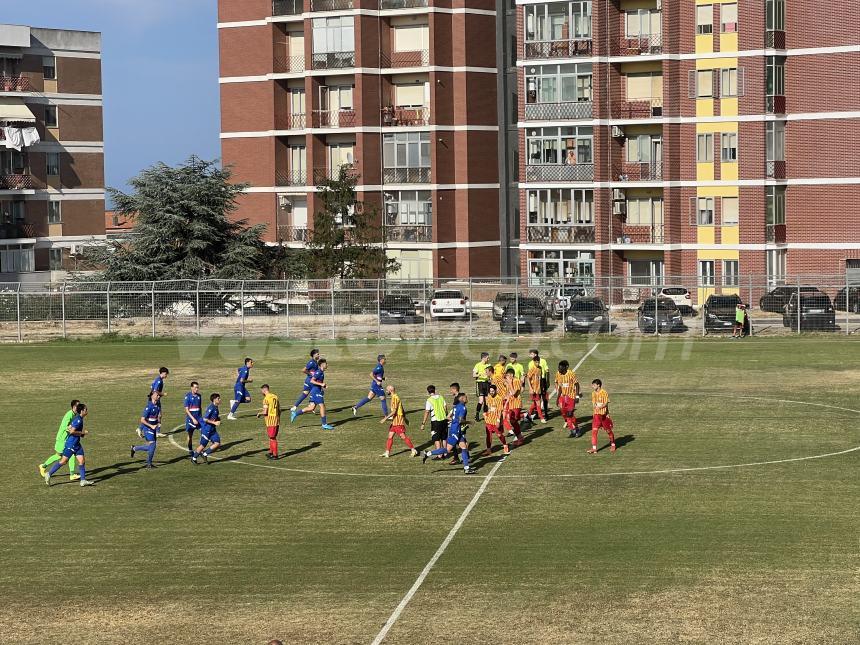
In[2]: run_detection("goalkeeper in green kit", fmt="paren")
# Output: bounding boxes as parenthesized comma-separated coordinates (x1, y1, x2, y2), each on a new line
(38, 399, 80, 481)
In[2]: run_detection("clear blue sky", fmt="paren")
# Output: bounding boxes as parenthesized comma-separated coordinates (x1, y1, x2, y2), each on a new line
(7, 0, 220, 192)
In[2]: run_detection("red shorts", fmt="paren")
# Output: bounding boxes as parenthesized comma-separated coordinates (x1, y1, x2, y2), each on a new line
(390, 425, 407, 435)
(592, 415, 613, 431)
(485, 423, 500, 434)
(559, 395, 576, 415)
(266, 425, 279, 438)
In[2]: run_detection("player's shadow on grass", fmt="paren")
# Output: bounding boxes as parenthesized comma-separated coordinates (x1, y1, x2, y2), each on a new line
(87, 461, 143, 483)
(280, 441, 322, 459)
(218, 437, 253, 452)
(597, 434, 635, 452)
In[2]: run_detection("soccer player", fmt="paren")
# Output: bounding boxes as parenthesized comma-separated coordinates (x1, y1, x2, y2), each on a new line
(352, 354, 389, 417)
(472, 352, 491, 420)
(420, 385, 448, 456)
(554, 360, 581, 437)
(526, 357, 547, 423)
(290, 358, 334, 430)
(588, 379, 616, 454)
(488, 364, 506, 397)
(292, 349, 320, 411)
(38, 399, 80, 481)
(379, 385, 418, 458)
(448, 383, 462, 463)
(258, 384, 281, 460)
(44, 402, 94, 487)
(503, 368, 526, 446)
(131, 391, 161, 469)
(193, 393, 223, 464)
(183, 381, 203, 456)
(529, 349, 550, 417)
(422, 393, 476, 475)
(148, 367, 169, 438)
(228, 357, 254, 420)
(481, 384, 509, 457)
(493, 354, 508, 378)
(508, 352, 525, 386)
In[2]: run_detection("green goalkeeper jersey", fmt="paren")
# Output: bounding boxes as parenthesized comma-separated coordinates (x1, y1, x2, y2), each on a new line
(54, 410, 74, 451)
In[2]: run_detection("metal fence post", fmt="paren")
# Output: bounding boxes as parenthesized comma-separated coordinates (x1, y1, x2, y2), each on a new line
(285, 280, 291, 339)
(195, 280, 201, 336)
(422, 279, 427, 338)
(106, 281, 111, 335)
(377, 278, 381, 339)
(151, 282, 156, 338)
(515, 277, 520, 336)
(846, 270, 850, 335)
(15, 283, 21, 342)
(468, 278, 473, 338)
(330, 279, 335, 340)
(796, 278, 801, 334)
(60, 282, 66, 339)
(606, 279, 613, 336)
(654, 280, 659, 336)
(748, 274, 753, 310)
(240, 280, 246, 339)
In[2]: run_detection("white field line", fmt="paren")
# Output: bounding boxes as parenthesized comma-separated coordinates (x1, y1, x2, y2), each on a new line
(573, 342, 599, 371)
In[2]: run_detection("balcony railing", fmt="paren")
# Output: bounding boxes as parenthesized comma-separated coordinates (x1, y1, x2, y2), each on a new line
(524, 163, 594, 182)
(381, 50, 429, 68)
(385, 224, 433, 243)
(274, 54, 305, 73)
(380, 0, 428, 7)
(0, 222, 38, 239)
(277, 225, 310, 243)
(765, 29, 786, 49)
(313, 164, 359, 183)
(283, 113, 307, 130)
(524, 38, 593, 60)
(0, 174, 34, 190)
(616, 33, 663, 56)
(766, 95, 786, 114)
(766, 160, 786, 179)
(383, 167, 431, 183)
(620, 223, 664, 244)
(312, 109, 356, 128)
(613, 97, 663, 118)
(310, 0, 353, 10)
(524, 101, 592, 120)
(381, 106, 430, 126)
(526, 224, 595, 244)
(312, 52, 355, 70)
(765, 223, 786, 244)
(276, 169, 308, 186)
(0, 75, 32, 92)
(616, 161, 663, 181)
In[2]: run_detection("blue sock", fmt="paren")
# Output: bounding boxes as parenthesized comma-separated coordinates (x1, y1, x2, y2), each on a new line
(321, 416, 327, 426)
(147, 442, 156, 465)
(230, 400, 240, 414)
(355, 397, 370, 410)
(78, 464, 86, 480)
(430, 447, 449, 456)
(295, 409, 304, 417)
(380, 398, 389, 415)
(294, 392, 308, 407)
(461, 450, 470, 467)
(203, 449, 211, 457)
(48, 462, 62, 476)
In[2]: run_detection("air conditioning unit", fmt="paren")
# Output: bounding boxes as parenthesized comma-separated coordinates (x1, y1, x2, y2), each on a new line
(611, 126, 625, 138)
(612, 189, 626, 201)
(69, 244, 81, 256)
(612, 202, 626, 215)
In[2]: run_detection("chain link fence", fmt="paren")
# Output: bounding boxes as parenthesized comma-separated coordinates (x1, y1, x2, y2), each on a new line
(1, 276, 859, 342)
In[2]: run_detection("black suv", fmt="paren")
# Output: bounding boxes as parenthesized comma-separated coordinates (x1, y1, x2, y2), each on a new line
(379, 294, 418, 324)
(782, 293, 836, 330)
(759, 286, 821, 313)
(565, 298, 610, 333)
(704, 294, 743, 332)
(492, 292, 516, 321)
(834, 286, 860, 313)
(637, 298, 684, 333)
(500, 297, 548, 333)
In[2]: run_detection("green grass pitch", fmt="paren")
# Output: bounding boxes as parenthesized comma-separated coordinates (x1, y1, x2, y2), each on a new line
(2, 336, 858, 644)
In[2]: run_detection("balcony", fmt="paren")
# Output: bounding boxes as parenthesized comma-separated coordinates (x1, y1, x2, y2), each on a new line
(765, 29, 786, 49)
(312, 52, 355, 70)
(381, 106, 430, 126)
(524, 101, 592, 121)
(312, 109, 356, 128)
(0, 75, 32, 92)
(273, 0, 303, 15)
(616, 34, 663, 56)
(381, 0, 428, 7)
(616, 161, 663, 181)
(383, 167, 431, 183)
(310, 0, 353, 10)
(765, 223, 786, 244)
(526, 224, 595, 244)
(766, 95, 786, 114)
(274, 54, 305, 73)
(381, 50, 429, 68)
(613, 97, 663, 119)
(523, 39, 593, 60)
(0, 222, 38, 239)
(524, 163, 594, 182)
(277, 225, 310, 243)
(0, 174, 34, 190)
(282, 113, 307, 130)
(766, 160, 786, 179)
(313, 164, 359, 183)
(276, 169, 308, 186)
(620, 224, 664, 244)
(385, 224, 432, 243)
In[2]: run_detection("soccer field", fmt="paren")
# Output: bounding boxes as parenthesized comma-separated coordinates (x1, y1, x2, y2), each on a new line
(2, 336, 858, 644)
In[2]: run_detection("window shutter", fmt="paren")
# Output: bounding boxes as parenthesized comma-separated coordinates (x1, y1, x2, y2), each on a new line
(688, 69, 697, 98)
(737, 67, 745, 97)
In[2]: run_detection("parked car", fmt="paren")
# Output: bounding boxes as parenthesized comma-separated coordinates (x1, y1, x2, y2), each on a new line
(500, 297, 548, 333)
(703, 294, 743, 332)
(379, 294, 419, 324)
(834, 286, 860, 313)
(429, 289, 469, 319)
(782, 293, 836, 330)
(549, 284, 591, 319)
(565, 298, 610, 333)
(655, 286, 693, 315)
(637, 297, 685, 333)
(492, 292, 516, 321)
(759, 286, 821, 313)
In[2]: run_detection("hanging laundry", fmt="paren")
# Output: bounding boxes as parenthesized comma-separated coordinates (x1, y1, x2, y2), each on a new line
(3, 126, 23, 151)
(21, 126, 40, 147)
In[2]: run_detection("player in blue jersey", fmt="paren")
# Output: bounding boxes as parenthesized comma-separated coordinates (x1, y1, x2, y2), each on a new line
(183, 381, 203, 456)
(227, 357, 254, 420)
(290, 358, 334, 430)
(139, 367, 169, 438)
(351, 354, 389, 417)
(192, 393, 223, 464)
(291, 349, 321, 411)
(130, 391, 161, 469)
(422, 393, 476, 474)
(45, 402, 94, 487)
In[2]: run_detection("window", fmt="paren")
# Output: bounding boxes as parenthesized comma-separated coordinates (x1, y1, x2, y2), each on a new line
(698, 260, 715, 286)
(720, 4, 738, 33)
(626, 9, 661, 38)
(696, 5, 713, 35)
(46, 152, 60, 177)
(42, 56, 56, 80)
(766, 186, 786, 225)
(49, 248, 63, 270)
(626, 135, 660, 163)
(722, 260, 739, 286)
(766, 0, 785, 31)
(766, 121, 785, 161)
(721, 196, 739, 226)
(48, 201, 62, 224)
(526, 126, 593, 165)
(766, 56, 785, 96)
(625, 197, 664, 227)
(628, 259, 664, 286)
(392, 23, 429, 52)
(321, 85, 353, 110)
(766, 249, 786, 285)
(312, 16, 354, 54)
(524, 2, 593, 42)
(0, 200, 25, 223)
(383, 131, 430, 168)
(0, 244, 35, 272)
(696, 69, 714, 97)
(45, 105, 58, 128)
(626, 72, 662, 101)
(387, 190, 432, 226)
(697, 197, 714, 225)
(696, 133, 713, 162)
(720, 68, 742, 96)
(721, 132, 738, 162)
(527, 188, 594, 225)
(525, 63, 593, 104)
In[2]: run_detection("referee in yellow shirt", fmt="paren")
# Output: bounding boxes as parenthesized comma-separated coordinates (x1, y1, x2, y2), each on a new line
(258, 384, 281, 460)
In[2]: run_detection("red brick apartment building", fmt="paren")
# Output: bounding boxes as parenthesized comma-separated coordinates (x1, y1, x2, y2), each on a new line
(0, 24, 105, 282)
(516, 0, 860, 288)
(218, 0, 509, 279)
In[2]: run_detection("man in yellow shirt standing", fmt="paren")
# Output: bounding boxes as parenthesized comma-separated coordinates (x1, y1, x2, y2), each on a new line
(472, 352, 491, 421)
(258, 384, 281, 460)
(380, 385, 418, 458)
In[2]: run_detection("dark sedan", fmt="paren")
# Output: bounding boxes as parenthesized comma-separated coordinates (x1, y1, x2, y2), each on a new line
(637, 297, 685, 333)
(565, 298, 610, 333)
(500, 297, 548, 333)
(704, 294, 743, 332)
(379, 295, 420, 324)
(783, 293, 836, 330)
(834, 286, 860, 313)
(492, 292, 516, 321)
(759, 286, 821, 313)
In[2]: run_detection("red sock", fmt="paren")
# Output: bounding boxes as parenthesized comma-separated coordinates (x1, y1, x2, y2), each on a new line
(403, 435, 414, 450)
(485, 428, 492, 450)
(497, 430, 507, 446)
(591, 428, 598, 446)
(385, 437, 394, 452)
(607, 429, 616, 444)
(270, 439, 278, 457)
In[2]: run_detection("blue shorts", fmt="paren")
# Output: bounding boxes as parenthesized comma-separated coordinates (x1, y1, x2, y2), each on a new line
(143, 428, 158, 442)
(303, 377, 312, 391)
(186, 416, 202, 433)
(61, 444, 84, 458)
(200, 430, 221, 446)
(234, 386, 249, 402)
(446, 431, 465, 446)
(309, 390, 325, 405)
(370, 382, 385, 397)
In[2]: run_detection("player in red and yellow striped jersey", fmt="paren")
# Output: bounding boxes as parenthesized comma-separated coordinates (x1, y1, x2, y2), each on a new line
(257, 384, 281, 460)
(554, 360, 581, 437)
(588, 379, 616, 454)
(481, 384, 509, 456)
(526, 357, 546, 423)
(380, 385, 418, 458)
(488, 365, 507, 397)
(503, 368, 525, 446)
